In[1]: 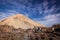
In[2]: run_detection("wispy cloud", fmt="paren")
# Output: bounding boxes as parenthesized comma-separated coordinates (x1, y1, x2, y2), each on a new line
(44, 14, 60, 20)
(35, 13, 60, 27)
(0, 10, 19, 19)
(0, 0, 60, 26)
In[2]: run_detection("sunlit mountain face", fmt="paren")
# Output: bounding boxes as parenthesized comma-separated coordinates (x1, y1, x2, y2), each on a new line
(0, 0, 60, 27)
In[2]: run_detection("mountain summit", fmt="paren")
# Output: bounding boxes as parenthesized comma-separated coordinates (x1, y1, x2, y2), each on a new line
(0, 14, 45, 29)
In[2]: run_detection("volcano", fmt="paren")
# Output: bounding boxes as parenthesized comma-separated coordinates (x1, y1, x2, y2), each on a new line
(0, 14, 45, 29)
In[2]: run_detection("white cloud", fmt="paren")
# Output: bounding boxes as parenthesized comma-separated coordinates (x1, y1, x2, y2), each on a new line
(33, 14, 60, 27)
(44, 14, 60, 20)
(25, 14, 29, 17)
(56, 13, 60, 16)
(7, 10, 19, 13)
(0, 10, 20, 20)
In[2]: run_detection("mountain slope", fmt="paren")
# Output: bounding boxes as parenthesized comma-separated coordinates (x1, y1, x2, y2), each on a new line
(0, 14, 45, 29)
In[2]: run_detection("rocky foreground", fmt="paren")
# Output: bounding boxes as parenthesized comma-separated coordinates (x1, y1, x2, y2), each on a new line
(0, 24, 60, 40)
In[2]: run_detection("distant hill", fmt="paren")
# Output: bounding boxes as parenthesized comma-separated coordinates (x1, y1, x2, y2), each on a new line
(0, 14, 45, 29)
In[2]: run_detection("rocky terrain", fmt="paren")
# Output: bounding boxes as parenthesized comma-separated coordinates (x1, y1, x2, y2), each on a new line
(0, 14, 60, 40)
(0, 24, 60, 40)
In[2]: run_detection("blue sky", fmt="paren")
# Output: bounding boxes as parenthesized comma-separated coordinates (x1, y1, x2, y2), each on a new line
(0, 0, 60, 27)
